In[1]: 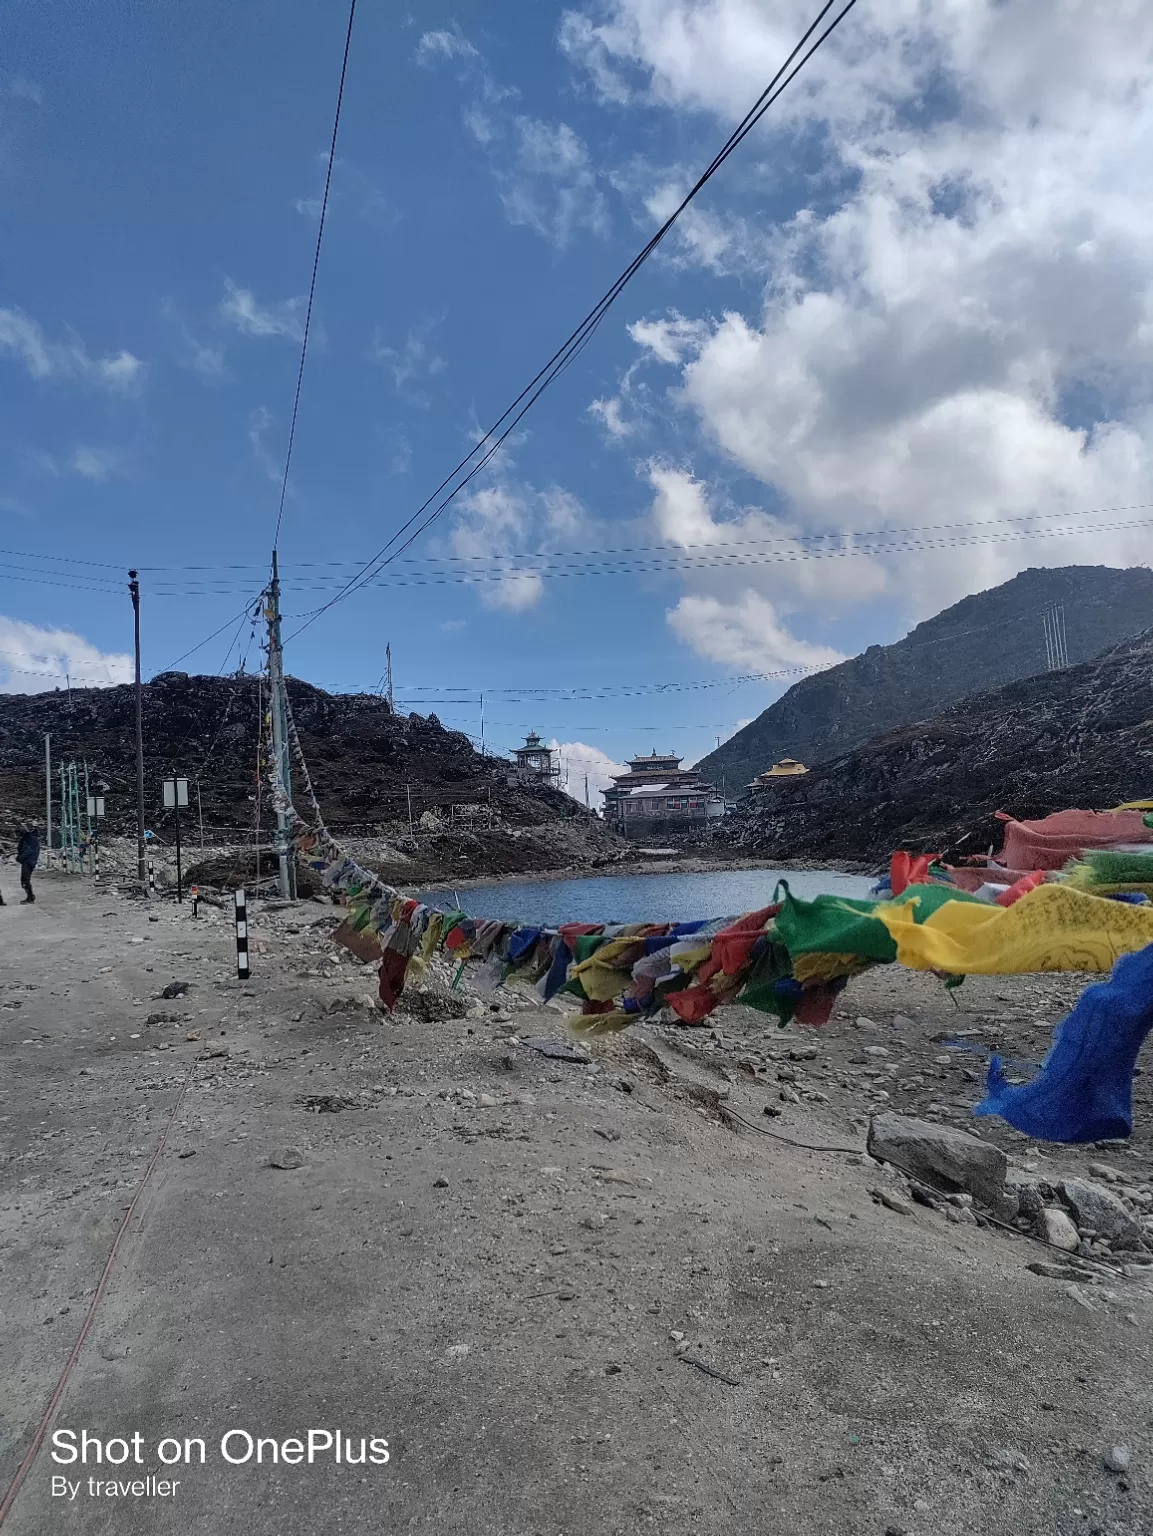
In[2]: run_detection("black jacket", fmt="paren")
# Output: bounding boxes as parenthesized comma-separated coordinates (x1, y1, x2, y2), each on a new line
(17, 830, 39, 869)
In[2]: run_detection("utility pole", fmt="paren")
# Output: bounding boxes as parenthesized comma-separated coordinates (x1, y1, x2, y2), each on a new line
(265, 552, 296, 900)
(385, 643, 394, 712)
(44, 734, 51, 869)
(128, 570, 146, 879)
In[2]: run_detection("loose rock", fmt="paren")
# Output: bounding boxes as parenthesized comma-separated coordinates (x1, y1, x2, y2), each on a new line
(1037, 1207, 1080, 1252)
(867, 1111, 1010, 1213)
(268, 1148, 303, 1170)
(1103, 1445, 1131, 1474)
(1061, 1178, 1146, 1247)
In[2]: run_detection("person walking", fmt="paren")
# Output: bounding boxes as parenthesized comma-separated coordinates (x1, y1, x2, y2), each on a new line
(17, 824, 40, 903)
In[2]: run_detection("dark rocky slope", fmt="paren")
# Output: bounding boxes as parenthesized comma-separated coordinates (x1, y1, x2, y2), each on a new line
(695, 565, 1153, 792)
(0, 672, 593, 846)
(729, 628, 1153, 866)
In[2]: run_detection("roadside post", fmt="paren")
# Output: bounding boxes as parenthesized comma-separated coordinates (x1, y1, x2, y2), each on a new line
(86, 790, 105, 882)
(162, 776, 189, 902)
(234, 888, 249, 980)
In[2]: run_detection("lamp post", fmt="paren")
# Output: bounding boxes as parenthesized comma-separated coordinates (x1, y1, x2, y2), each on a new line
(162, 775, 189, 901)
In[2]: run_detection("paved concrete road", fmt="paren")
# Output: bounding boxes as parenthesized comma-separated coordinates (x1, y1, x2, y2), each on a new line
(2, 875, 1151, 1535)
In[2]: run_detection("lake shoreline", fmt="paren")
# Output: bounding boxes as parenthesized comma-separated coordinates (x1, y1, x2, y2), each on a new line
(402, 851, 878, 897)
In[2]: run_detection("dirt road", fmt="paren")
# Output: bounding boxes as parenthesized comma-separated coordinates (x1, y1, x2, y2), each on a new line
(2, 872, 1151, 1534)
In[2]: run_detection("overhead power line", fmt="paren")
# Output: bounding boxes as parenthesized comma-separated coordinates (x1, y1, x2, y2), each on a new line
(271, 0, 359, 552)
(108, 512, 1153, 599)
(284, 0, 861, 640)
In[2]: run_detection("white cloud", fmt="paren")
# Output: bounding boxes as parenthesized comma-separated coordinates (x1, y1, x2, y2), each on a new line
(629, 312, 710, 366)
(180, 329, 226, 382)
(589, 395, 634, 439)
(71, 446, 122, 481)
(449, 483, 544, 612)
(248, 406, 281, 483)
(446, 476, 591, 614)
(565, 0, 1153, 618)
(0, 307, 143, 392)
(416, 29, 479, 64)
(541, 487, 587, 535)
(0, 617, 133, 694)
(667, 590, 844, 673)
(219, 280, 305, 342)
(641, 464, 884, 662)
(370, 327, 446, 399)
(440, 618, 467, 633)
(493, 117, 610, 247)
(550, 740, 627, 801)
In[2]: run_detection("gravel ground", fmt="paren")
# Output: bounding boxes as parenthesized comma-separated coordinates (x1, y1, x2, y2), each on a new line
(2, 869, 1152, 1535)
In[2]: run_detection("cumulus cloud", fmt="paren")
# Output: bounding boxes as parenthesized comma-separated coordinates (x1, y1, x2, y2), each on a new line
(0, 616, 133, 694)
(446, 477, 591, 613)
(550, 740, 627, 802)
(0, 307, 143, 392)
(643, 463, 883, 664)
(565, 0, 1153, 618)
(667, 590, 844, 672)
(219, 280, 305, 342)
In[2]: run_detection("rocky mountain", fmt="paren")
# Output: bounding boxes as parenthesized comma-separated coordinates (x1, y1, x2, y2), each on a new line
(0, 672, 590, 850)
(729, 628, 1153, 866)
(694, 565, 1153, 794)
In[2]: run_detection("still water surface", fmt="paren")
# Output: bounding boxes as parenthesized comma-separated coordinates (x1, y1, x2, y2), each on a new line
(418, 866, 876, 926)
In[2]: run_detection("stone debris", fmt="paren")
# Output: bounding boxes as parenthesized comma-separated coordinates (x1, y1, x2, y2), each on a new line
(1103, 1445, 1132, 1474)
(520, 1037, 592, 1064)
(867, 1112, 1010, 1213)
(268, 1148, 304, 1170)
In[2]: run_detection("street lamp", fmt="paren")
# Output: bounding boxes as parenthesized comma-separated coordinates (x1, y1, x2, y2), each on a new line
(162, 775, 189, 902)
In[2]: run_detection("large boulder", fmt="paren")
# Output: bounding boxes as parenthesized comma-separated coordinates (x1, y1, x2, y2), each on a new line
(1060, 1178, 1146, 1248)
(868, 1112, 1010, 1213)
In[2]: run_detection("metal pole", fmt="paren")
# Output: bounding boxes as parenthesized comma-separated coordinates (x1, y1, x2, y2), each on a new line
(406, 783, 413, 835)
(44, 734, 51, 870)
(265, 552, 295, 900)
(174, 794, 183, 902)
(197, 780, 205, 852)
(129, 570, 146, 880)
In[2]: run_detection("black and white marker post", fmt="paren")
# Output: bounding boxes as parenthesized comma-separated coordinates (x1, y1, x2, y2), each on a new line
(147, 858, 156, 898)
(234, 888, 249, 980)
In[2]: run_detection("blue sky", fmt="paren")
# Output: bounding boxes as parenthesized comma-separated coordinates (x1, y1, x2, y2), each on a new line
(4, 0, 1153, 796)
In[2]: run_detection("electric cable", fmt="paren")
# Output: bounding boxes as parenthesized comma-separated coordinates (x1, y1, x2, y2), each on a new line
(284, 0, 861, 640)
(271, 0, 359, 551)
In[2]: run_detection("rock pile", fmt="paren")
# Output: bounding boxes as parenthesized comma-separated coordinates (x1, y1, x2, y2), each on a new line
(868, 1111, 1153, 1264)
